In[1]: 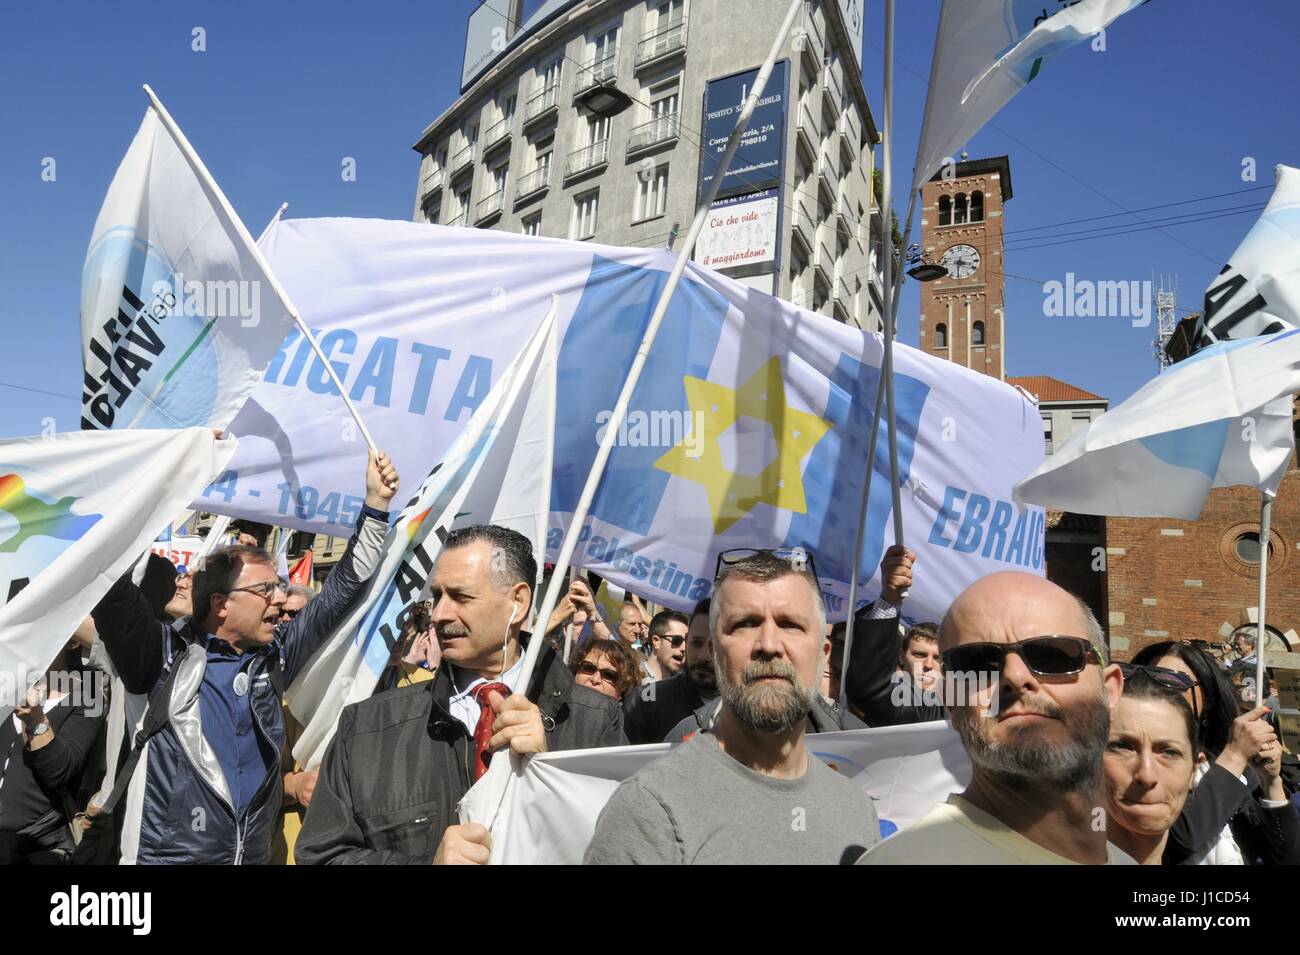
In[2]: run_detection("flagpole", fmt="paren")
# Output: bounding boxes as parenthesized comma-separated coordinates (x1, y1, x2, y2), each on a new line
(839, 0, 909, 707)
(519, 0, 805, 688)
(258, 202, 289, 244)
(141, 86, 381, 458)
(1255, 492, 1273, 707)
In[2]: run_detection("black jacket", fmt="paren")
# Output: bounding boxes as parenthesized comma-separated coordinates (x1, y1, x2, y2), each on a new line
(845, 610, 945, 726)
(622, 672, 710, 744)
(295, 638, 626, 864)
(1164, 762, 1300, 865)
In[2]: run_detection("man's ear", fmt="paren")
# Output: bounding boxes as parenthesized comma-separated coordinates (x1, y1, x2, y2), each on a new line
(510, 581, 531, 626)
(1102, 661, 1124, 711)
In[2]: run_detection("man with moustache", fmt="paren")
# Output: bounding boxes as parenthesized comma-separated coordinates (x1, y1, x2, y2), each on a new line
(296, 524, 626, 865)
(585, 553, 878, 864)
(860, 571, 1134, 865)
(623, 599, 719, 743)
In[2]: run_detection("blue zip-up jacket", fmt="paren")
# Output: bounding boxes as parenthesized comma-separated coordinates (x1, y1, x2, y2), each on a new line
(91, 508, 388, 864)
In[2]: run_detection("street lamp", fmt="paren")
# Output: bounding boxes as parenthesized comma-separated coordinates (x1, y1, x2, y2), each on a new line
(905, 243, 947, 282)
(577, 80, 634, 118)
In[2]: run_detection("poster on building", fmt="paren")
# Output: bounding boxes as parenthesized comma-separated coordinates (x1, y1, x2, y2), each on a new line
(698, 60, 789, 201)
(693, 189, 780, 275)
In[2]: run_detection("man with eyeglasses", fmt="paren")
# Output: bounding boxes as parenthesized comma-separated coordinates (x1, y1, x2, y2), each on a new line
(861, 571, 1135, 865)
(643, 610, 688, 682)
(89, 448, 399, 864)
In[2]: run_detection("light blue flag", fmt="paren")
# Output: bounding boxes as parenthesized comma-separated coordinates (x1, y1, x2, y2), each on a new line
(1015, 330, 1300, 519)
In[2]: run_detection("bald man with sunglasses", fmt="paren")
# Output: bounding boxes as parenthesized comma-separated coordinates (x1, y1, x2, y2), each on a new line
(861, 571, 1135, 865)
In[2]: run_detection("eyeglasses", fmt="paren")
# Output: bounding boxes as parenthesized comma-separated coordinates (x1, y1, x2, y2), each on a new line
(941, 636, 1104, 678)
(279, 608, 301, 621)
(228, 580, 289, 601)
(1118, 662, 1201, 719)
(656, 634, 686, 648)
(577, 660, 621, 685)
(714, 547, 819, 584)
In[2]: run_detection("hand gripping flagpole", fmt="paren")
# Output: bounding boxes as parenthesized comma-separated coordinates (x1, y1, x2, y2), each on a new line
(840, 0, 909, 707)
(520, 0, 806, 688)
(141, 86, 381, 458)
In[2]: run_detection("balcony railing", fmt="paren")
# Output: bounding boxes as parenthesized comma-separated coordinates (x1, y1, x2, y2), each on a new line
(627, 112, 679, 155)
(565, 139, 610, 178)
(814, 233, 834, 283)
(450, 142, 476, 175)
(483, 116, 512, 151)
(822, 59, 843, 118)
(817, 150, 836, 202)
(475, 190, 504, 222)
(524, 84, 559, 125)
(447, 211, 468, 228)
(514, 165, 551, 201)
(803, 2, 825, 56)
(421, 167, 443, 197)
(835, 191, 853, 234)
(792, 201, 815, 253)
(576, 50, 618, 93)
(796, 102, 818, 161)
(636, 18, 687, 67)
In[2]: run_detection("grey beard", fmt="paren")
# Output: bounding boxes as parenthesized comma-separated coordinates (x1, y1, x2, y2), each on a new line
(717, 659, 814, 734)
(953, 694, 1109, 794)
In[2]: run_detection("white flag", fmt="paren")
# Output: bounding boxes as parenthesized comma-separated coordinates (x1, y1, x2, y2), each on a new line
(1015, 330, 1300, 518)
(913, 0, 1148, 192)
(80, 104, 296, 432)
(1191, 164, 1300, 351)
(460, 722, 972, 864)
(285, 301, 560, 769)
(0, 428, 235, 721)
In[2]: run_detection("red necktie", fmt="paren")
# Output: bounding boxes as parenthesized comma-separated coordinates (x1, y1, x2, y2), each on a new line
(470, 681, 509, 782)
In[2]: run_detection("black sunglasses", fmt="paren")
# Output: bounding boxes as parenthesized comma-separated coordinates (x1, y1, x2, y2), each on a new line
(1118, 662, 1201, 719)
(655, 634, 686, 648)
(577, 660, 621, 685)
(942, 636, 1104, 678)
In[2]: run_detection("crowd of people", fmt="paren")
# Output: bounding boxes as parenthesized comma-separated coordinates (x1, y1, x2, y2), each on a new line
(2, 447, 1297, 866)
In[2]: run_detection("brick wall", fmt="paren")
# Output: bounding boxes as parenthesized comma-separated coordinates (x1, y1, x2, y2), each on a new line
(1105, 468, 1300, 660)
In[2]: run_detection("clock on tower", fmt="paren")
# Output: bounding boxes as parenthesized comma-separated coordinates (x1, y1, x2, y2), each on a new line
(917, 156, 1013, 381)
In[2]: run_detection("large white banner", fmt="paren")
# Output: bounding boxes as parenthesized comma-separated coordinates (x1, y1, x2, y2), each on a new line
(206, 218, 1044, 623)
(0, 429, 235, 720)
(460, 721, 972, 864)
(80, 107, 296, 432)
(285, 306, 559, 769)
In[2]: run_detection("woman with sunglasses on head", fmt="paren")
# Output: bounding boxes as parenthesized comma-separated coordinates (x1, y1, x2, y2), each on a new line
(1103, 671, 1199, 864)
(1131, 641, 1299, 864)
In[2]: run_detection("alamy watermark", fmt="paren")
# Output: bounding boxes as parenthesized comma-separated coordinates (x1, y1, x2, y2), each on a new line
(1042, 273, 1151, 327)
(595, 408, 705, 458)
(151, 273, 263, 327)
(891, 669, 1002, 714)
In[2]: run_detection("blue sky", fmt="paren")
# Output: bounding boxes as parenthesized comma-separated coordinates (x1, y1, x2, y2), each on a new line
(1, 0, 1296, 439)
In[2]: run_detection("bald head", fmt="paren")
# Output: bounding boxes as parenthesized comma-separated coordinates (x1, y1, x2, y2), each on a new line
(941, 572, 1102, 655)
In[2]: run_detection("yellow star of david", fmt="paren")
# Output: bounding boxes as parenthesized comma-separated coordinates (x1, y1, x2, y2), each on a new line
(653, 356, 831, 534)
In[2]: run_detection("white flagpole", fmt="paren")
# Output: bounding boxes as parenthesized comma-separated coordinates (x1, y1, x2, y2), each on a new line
(840, 0, 908, 707)
(257, 202, 289, 244)
(520, 0, 805, 688)
(141, 86, 381, 458)
(1255, 492, 1273, 705)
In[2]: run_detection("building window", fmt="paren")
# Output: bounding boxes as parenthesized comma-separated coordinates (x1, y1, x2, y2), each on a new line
(1233, 531, 1273, 564)
(522, 213, 542, 236)
(648, 76, 680, 130)
(653, 0, 685, 31)
(535, 135, 554, 178)
(935, 322, 947, 348)
(938, 195, 951, 226)
(972, 320, 985, 345)
(541, 56, 562, 92)
(1043, 415, 1054, 455)
(636, 164, 669, 221)
(954, 193, 968, 224)
(572, 190, 599, 239)
(970, 190, 984, 222)
(424, 202, 440, 225)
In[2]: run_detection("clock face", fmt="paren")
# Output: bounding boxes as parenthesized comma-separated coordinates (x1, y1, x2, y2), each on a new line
(941, 244, 981, 280)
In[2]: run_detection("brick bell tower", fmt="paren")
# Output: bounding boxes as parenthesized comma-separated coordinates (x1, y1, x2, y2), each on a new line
(917, 155, 1013, 380)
